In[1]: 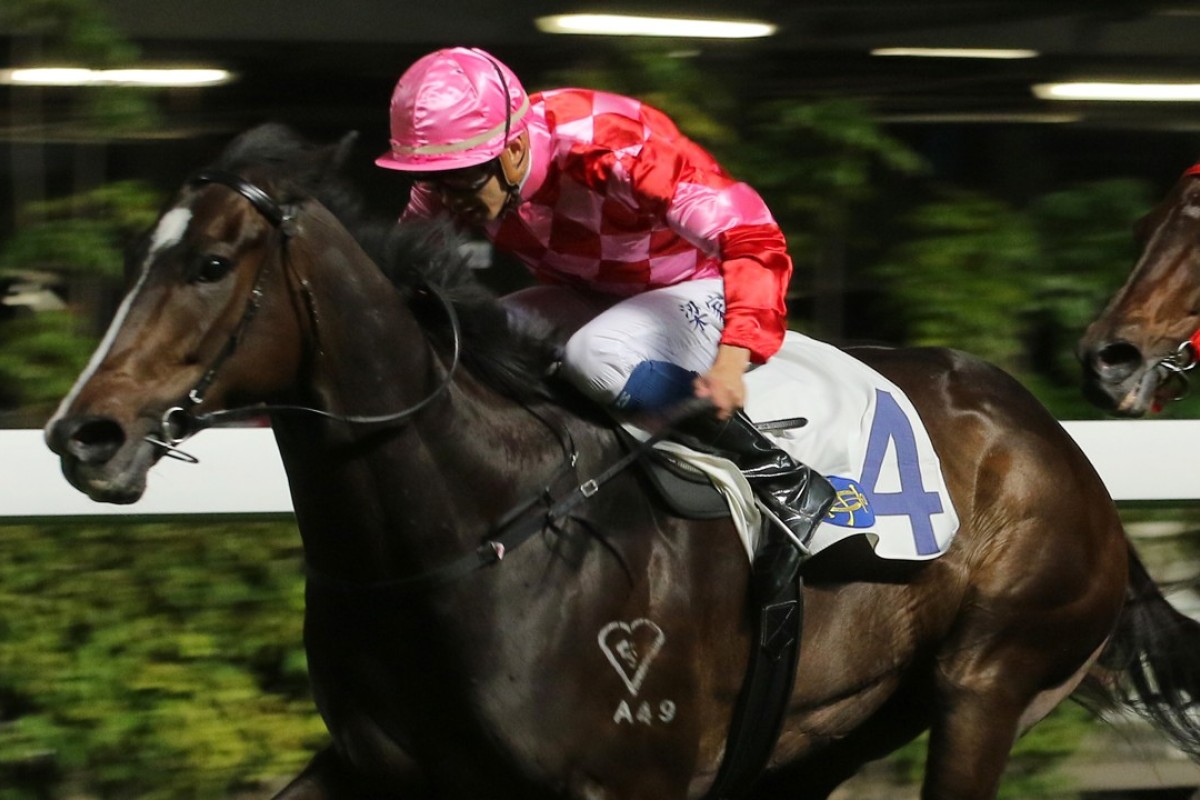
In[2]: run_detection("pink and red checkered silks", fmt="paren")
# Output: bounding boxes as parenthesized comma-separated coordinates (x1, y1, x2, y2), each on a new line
(402, 86, 792, 363)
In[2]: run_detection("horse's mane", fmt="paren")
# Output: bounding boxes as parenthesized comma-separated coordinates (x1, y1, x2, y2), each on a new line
(212, 123, 559, 403)
(362, 220, 563, 404)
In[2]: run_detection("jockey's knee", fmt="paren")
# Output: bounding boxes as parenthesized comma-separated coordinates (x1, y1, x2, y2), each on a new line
(614, 360, 697, 412)
(561, 331, 696, 412)
(560, 332, 629, 406)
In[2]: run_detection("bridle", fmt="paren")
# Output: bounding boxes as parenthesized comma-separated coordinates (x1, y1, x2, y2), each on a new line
(1144, 163, 1200, 407)
(144, 169, 462, 460)
(141, 168, 707, 592)
(1150, 329, 1200, 406)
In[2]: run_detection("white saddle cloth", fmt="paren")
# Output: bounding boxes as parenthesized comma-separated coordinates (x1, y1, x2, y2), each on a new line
(633, 332, 960, 563)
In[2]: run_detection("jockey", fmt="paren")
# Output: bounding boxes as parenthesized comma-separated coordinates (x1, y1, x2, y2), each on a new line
(376, 46, 835, 586)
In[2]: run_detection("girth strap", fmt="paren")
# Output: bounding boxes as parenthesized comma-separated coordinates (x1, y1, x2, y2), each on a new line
(703, 532, 806, 800)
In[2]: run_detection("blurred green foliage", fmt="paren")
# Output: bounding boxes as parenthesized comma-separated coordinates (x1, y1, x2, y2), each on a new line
(0, 180, 163, 419)
(2, 0, 138, 63)
(0, 521, 324, 799)
(875, 189, 1040, 367)
(872, 178, 1155, 418)
(2, 181, 162, 278)
(0, 312, 93, 413)
(740, 99, 927, 249)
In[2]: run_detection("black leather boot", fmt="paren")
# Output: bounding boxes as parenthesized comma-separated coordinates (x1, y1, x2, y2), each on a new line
(675, 411, 837, 598)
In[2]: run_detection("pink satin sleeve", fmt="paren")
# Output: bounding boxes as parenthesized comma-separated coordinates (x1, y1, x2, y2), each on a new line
(658, 167, 792, 363)
(668, 180, 777, 249)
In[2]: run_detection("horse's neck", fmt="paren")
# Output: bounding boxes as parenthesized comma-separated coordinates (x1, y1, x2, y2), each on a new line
(271, 239, 563, 583)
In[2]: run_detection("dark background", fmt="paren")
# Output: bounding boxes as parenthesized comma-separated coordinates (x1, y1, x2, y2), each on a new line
(7, 2, 1200, 222)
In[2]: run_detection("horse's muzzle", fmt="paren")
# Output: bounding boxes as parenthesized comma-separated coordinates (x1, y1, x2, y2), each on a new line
(1082, 339, 1143, 385)
(47, 414, 126, 465)
(46, 414, 155, 503)
(1079, 338, 1165, 417)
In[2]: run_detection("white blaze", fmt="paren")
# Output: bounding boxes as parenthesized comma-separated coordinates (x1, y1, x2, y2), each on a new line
(44, 206, 194, 439)
(150, 208, 192, 254)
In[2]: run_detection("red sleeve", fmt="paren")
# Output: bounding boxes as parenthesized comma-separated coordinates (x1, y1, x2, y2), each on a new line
(717, 225, 792, 363)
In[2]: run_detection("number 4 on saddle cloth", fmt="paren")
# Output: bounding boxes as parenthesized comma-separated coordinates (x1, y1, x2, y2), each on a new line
(630, 331, 960, 564)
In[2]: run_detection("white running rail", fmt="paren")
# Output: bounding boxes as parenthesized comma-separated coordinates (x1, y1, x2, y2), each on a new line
(1, 420, 1195, 518)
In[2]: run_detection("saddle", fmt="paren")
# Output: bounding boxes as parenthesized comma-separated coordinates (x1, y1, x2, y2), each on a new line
(637, 445, 731, 520)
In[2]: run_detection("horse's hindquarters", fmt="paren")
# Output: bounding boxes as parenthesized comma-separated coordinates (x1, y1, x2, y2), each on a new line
(840, 345, 1129, 798)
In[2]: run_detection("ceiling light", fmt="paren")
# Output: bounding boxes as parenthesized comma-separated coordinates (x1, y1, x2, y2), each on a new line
(1, 67, 233, 87)
(872, 47, 1038, 59)
(536, 14, 776, 39)
(1033, 82, 1200, 101)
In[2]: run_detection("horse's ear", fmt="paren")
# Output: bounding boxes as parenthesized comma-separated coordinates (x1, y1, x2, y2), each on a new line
(289, 130, 359, 185)
(331, 131, 359, 173)
(301, 131, 358, 181)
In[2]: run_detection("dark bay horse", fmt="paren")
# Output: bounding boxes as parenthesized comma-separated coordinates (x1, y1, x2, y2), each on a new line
(44, 125, 1200, 799)
(1081, 162, 1200, 415)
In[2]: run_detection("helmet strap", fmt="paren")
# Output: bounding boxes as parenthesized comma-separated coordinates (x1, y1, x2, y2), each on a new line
(496, 134, 527, 215)
(474, 49, 526, 216)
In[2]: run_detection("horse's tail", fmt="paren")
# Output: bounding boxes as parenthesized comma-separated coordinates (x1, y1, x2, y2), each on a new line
(1081, 542, 1200, 756)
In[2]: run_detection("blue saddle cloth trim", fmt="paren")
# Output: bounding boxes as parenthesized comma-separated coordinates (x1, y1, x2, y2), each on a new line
(825, 476, 875, 528)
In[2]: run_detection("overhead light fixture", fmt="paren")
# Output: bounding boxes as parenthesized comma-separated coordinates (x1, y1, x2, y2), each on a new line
(1033, 81, 1200, 101)
(872, 47, 1038, 59)
(1, 67, 233, 87)
(536, 13, 776, 39)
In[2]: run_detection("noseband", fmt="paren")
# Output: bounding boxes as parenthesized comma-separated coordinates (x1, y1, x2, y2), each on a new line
(145, 170, 462, 460)
(1151, 328, 1200, 406)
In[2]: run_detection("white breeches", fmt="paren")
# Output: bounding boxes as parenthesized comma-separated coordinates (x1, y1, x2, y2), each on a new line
(504, 279, 726, 412)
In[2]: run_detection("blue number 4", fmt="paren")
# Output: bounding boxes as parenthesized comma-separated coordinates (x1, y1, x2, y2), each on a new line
(858, 389, 943, 555)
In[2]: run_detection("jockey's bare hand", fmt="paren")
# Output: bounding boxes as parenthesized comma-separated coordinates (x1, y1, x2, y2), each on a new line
(694, 344, 751, 420)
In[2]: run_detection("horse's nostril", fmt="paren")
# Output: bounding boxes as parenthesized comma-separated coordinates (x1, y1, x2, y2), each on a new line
(1092, 341, 1142, 380)
(63, 417, 127, 465)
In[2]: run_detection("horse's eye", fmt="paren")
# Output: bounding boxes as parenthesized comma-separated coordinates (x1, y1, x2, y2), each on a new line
(195, 255, 234, 284)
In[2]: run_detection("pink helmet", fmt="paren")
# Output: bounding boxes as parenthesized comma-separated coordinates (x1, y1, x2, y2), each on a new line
(375, 47, 530, 173)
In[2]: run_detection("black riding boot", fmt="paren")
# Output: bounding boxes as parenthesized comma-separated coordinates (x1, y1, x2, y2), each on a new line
(676, 411, 837, 599)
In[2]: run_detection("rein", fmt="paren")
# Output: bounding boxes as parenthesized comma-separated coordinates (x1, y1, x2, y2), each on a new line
(142, 169, 699, 592)
(145, 169, 463, 458)
(305, 398, 714, 594)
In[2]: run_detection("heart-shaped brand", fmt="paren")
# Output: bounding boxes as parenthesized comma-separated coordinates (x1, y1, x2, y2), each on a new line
(598, 618, 666, 696)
